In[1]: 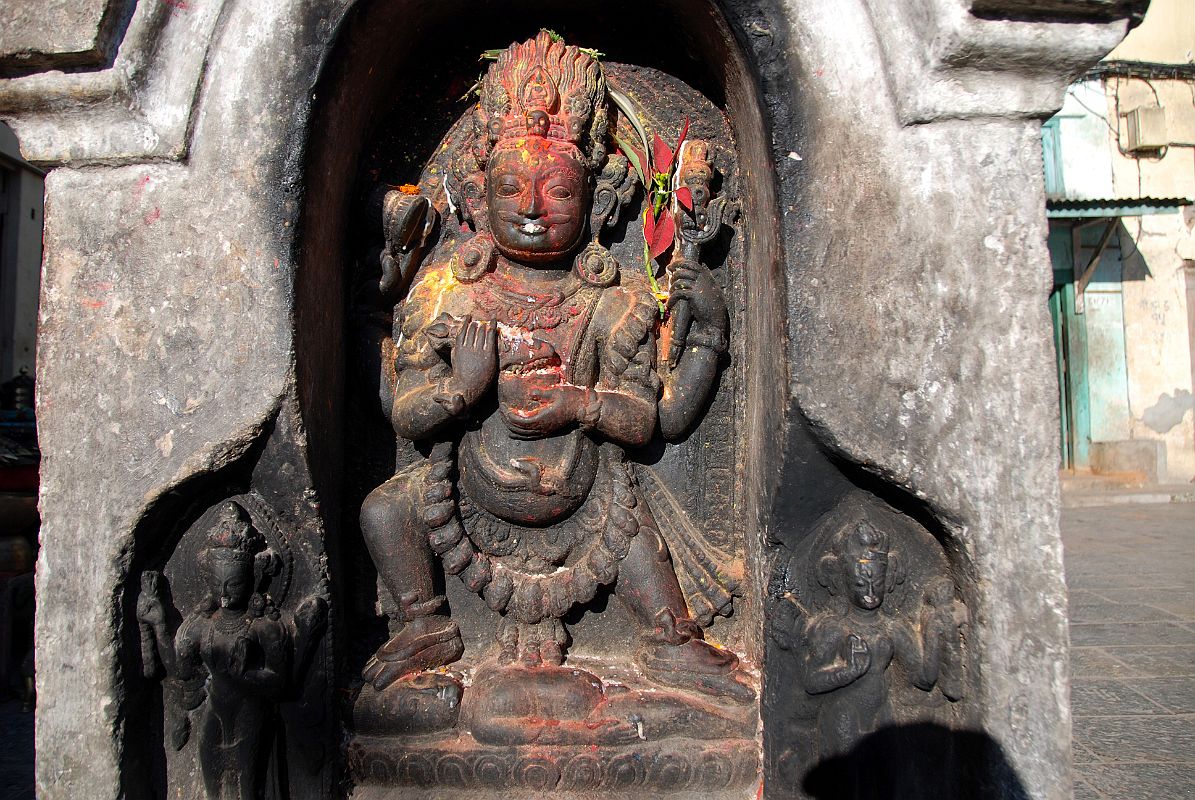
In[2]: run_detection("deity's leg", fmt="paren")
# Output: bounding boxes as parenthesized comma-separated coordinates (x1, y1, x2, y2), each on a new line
(614, 513, 754, 702)
(613, 517, 691, 625)
(359, 460, 463, 689)
(195, 707, 228, 800)
(360, 466, 437, 604)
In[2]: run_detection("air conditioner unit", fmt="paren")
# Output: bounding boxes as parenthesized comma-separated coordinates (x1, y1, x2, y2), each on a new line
(1124, 106, 1168, 152)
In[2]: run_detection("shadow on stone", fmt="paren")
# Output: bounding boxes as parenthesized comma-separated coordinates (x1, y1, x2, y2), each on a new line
(798, 723, 1031, 800)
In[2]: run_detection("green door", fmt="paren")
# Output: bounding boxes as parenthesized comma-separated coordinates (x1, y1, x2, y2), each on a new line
(1049, 286, 1072, 468)
(1048, 224, 1090, 469)
(1048, 219, 1132, 471)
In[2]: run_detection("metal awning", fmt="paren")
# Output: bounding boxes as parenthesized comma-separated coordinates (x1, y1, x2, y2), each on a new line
(1046, 196, 1191, 218)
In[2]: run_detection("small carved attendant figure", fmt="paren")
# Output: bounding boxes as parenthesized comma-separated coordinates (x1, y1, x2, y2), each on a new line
(792, 521, 965, 757)
(138, 502, 327, 800)
(360, 31, 746, 702)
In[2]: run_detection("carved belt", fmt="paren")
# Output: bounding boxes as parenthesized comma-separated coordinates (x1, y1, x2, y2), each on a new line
(420, 444, 642, 625)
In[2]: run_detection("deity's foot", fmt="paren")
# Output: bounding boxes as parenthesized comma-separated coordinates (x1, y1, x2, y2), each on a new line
(497, 617, 568, 668)
(464, 663, 639, 746)
(362, 613, 463, 690)
(638, 637, 756, 703)
(354, 671, 463, 736)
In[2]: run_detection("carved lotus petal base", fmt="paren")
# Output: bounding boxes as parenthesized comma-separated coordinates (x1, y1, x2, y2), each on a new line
(348, 737, 758, 797)
(348, 659, 760, 794)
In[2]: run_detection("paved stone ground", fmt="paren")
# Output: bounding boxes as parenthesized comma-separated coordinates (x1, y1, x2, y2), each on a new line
(1063, 503, 1195, 800)
(0, 503, 1189, 798)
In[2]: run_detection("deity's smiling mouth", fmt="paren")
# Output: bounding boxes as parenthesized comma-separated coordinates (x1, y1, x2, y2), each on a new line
(519, 222, 547, 235)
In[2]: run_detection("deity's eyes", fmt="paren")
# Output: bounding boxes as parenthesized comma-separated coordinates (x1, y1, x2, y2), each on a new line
(547, 184, 574, 200)
(495, 181, 522, 198)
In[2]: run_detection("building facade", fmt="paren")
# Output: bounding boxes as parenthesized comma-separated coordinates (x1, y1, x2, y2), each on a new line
(1046, 0, 1195, 483)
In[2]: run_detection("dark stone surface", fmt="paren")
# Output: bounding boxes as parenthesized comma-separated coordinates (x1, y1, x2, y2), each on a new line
(969, 0, 1148, 23)
(0, 704, 32, 800)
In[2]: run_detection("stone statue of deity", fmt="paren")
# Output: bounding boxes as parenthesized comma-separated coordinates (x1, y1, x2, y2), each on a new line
(137, 501, 328, 800)
(774, 519, 968, 762)
(359, 30, 749, 708)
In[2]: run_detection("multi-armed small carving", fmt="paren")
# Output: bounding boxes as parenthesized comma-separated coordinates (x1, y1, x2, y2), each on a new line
(137, 501, 327, 800)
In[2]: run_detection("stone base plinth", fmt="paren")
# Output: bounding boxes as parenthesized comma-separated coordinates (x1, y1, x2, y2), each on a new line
(349, 659, 758, 796)
(348, 736, 758, 797)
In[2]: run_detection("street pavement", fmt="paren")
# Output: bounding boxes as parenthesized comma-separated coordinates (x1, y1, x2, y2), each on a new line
(1063, 502, 1195, 800)
(0, 502, 1190, 798)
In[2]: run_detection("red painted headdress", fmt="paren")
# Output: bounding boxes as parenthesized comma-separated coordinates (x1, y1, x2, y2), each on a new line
(472, 31, 609, 169)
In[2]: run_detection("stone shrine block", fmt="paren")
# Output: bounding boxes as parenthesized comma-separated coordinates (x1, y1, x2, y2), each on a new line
(0, 1, 1146, 798)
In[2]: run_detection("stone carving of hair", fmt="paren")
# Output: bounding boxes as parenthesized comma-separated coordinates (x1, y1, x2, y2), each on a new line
(837, 521, 890, 563)
(197, 501, 278, 614)
(817, 520, 905, 598)
(202, 501, 261, 560)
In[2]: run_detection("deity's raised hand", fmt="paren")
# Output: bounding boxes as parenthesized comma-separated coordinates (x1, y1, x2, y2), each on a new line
(450, 316, 498, 404)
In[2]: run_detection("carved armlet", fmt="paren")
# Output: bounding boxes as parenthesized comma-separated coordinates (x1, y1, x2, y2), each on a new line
(576, 387, 603, 431)
(431, 379, 467, 417)
(683, 325, 727, 355)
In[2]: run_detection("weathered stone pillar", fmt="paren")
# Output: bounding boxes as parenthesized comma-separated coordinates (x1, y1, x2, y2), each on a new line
(0, 1, 1144, 798)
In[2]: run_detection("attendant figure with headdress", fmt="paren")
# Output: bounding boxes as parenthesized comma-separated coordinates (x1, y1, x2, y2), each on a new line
(137, 502, 327, 800)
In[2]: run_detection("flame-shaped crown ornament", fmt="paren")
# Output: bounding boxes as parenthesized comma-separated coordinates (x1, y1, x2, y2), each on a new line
(840, 521, 890, 562)
(473, 31, 609, 169)
(204, 501, 261, 560)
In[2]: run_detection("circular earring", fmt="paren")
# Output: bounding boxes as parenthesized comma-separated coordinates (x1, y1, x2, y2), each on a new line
(573, 241, 618, 287)
(449, 233, 497, 282)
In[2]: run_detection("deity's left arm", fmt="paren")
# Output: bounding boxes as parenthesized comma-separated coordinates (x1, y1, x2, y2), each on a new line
(658, 258, 728, 439)
(909, 579, 968, 690)
(290, 594, 328, 685)
(579, 292, 662, 447)
(241, 618, 291, 696)
(658, 346, 721, 439)
(893, 611, 941, 691)
(580, 390, 654, 447)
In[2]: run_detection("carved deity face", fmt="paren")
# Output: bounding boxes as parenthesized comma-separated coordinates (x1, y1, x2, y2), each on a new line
(486, 138, 590, 263)
(205, 552, 254, 611)
(846, 556, 888, 611)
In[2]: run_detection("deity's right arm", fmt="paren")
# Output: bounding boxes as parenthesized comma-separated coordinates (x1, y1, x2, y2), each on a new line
(389, 358, 463, 441)
(135, 571, 176, 678)
(803, 618, 867, 694)
(174, 614, 203, 681)
(388, 271, 477, 440)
